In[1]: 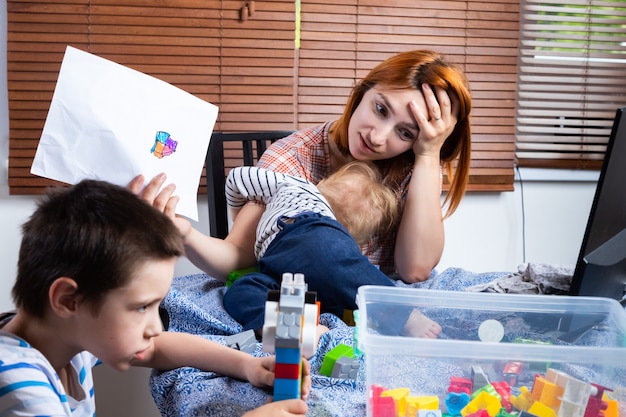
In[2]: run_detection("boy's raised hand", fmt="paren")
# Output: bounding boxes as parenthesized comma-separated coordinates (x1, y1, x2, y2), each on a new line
(127, 173, 192, 238)
(127, 173, 177, 214)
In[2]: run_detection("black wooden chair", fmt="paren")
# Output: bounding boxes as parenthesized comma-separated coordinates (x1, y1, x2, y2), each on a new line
(206, 131, 295, 238)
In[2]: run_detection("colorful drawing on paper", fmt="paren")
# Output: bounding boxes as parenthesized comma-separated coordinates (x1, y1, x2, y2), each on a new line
(151, 131, 178, 159)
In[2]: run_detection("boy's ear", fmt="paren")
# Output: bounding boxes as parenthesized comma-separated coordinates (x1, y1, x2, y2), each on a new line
(49, 277, 80, 317)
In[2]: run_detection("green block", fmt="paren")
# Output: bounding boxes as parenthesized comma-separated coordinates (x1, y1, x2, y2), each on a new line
(226, 266, 259, 287)
(320, 344, 354, 377)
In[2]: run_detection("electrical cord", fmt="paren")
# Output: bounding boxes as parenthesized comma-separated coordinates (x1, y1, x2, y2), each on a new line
(515, 164, 526, 264)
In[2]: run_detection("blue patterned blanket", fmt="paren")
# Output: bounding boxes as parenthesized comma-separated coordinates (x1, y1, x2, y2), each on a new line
(149, 268, 510, 416)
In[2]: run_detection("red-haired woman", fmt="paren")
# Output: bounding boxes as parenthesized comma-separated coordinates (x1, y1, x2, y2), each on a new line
(133, 49, 472, 285)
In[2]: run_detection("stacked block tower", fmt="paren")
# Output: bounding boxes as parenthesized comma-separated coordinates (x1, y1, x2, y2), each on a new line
(262, 272, 319, 401)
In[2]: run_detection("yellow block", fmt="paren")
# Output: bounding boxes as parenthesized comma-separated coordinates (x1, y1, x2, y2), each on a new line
(461, 391, 501, 417)
(528, 401, 557, 417)
(603, 392, 619, 417)
(511, 386, 534, 411)
(406, 395, 439, 417)
(382, 388, 410, 417)
(534, 377, 563, 410)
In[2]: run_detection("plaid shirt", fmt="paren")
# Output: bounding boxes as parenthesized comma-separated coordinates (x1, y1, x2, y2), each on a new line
(258, 122, 412, 275)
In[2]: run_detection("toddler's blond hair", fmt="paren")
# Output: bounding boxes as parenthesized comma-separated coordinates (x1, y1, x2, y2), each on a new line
(317, 161, 398, 246)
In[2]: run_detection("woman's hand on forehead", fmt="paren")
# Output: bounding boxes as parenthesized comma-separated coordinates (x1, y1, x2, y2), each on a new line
(410, 84, 457, 157)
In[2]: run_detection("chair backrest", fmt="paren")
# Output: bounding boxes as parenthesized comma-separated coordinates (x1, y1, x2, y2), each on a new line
(206, 131, 295, 238)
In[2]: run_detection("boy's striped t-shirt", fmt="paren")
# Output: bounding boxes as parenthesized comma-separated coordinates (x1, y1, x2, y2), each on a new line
(0, 315, 98, 417)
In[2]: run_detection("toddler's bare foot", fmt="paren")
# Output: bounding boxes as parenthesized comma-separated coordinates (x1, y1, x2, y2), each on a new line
(401, 308, 442, 338)
(316, 324, 330, 343)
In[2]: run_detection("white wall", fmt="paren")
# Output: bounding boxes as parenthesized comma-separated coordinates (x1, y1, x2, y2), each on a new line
(437, 169, 597, 273)
(0, 3, 597, 415)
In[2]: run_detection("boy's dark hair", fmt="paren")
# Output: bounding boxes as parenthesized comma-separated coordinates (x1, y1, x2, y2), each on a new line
(12, 179, 184, 318)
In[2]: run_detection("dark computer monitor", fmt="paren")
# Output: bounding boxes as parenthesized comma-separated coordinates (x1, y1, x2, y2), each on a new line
(569, 106, 626, 302)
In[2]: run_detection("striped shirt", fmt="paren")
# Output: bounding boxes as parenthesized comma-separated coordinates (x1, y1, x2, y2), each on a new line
(257, 122, 413, 274)
(226, 166, 335, 259)
(0, 313, 98, 417)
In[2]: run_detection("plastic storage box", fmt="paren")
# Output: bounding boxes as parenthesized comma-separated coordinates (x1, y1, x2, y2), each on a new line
(356, 286, 626, 417)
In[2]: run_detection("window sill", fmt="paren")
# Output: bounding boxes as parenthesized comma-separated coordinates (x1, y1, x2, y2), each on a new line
(515, 167, 599, 183)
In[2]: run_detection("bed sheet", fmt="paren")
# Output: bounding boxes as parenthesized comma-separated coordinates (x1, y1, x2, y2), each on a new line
(149, 268, 510, 417)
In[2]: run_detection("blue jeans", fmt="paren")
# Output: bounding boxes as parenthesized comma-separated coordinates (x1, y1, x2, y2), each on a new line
(222, 213, 398, 332)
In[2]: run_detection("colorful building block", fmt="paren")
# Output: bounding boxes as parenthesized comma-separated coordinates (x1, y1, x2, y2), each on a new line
(224, 329, 257, 354)
(373, 395, 397, 417)
(381, 387, 410, 417)
(530, 375, 563, 410)
(226, 265, 259, 287)
(408, 396, 440, 416)
(370, 385, 396, 417)
(446, 392, 471, 416)
(491, 381, 512, 412)
(471, 366, 491, 389)
(464, 411, 490, 417)
(320, 343, 359, 379)
(449, 377, 473, 395)
(527, 400, 557, 417)
(602, 391, 619, 417)
(331, 356, 359, 379)
(320, 343, 354, 376)
(461, 390, 501, 416)
(262, 272, 319, 401)
(511, 386, 534, 412)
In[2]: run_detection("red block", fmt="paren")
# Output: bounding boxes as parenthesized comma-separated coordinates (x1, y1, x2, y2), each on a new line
(274, 362, 301, 380)
(372, 395, 396, 417)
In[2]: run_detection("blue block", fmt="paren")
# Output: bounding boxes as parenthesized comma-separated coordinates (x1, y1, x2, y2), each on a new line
(445, 392, 470, 416)
(274, 378, 301, 401)
(275, 346, 301, 364)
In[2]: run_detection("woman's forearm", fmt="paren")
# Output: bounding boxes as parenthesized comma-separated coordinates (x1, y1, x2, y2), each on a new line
(394, 154, 445, 283)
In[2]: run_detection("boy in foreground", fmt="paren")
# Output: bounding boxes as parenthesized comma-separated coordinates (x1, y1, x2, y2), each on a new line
(0, 179, 309, 416)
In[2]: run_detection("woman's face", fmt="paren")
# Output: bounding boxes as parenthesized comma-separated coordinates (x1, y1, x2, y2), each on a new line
(347, 85, 421, 161)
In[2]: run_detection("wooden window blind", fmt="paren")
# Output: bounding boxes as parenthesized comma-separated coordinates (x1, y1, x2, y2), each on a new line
(216, 0, 296, 183)
(217, 0, 296, 131)
(516, 0, 626, 169)
(298, 0, 520, 191)
(8, 0, 518, 195)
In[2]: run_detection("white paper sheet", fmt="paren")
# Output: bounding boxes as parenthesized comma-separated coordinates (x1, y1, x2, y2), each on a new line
(31, 46, 218, 221)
